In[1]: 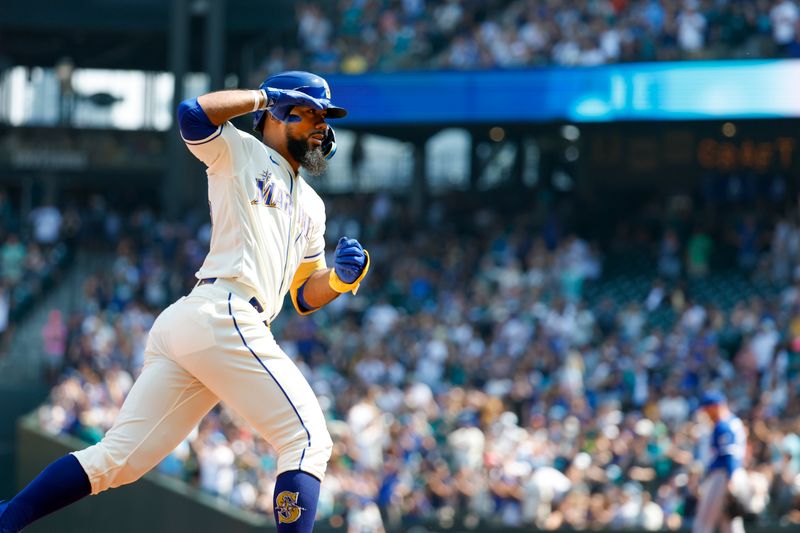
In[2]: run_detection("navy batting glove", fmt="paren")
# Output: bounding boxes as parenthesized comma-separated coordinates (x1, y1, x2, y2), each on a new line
(322, 127, 337, 160)
(334, 236, 366, 284)
(265, 87, 324, 122)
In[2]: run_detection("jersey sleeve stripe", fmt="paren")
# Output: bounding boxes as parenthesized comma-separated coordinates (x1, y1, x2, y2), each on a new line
(303, 250, 323, 260)
(182, 125, 224, 145)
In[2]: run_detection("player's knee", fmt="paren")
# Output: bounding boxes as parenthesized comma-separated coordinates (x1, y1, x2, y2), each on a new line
(73, 441, 156, 493)
(316, 428, 333, 464)
(100, 454, 151, 492)
(106, 457, 150, 490)
(308, 427, 334, 476)
(300, 425, 333, 458)
(277, 427, 333, 481)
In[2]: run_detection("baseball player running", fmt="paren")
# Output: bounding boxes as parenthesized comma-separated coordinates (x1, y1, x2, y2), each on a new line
(0, 70, 369, 533)
(692, 391, 749, 533)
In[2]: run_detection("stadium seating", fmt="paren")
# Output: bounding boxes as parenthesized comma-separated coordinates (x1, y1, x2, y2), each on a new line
(268, 0, 796, 75)
(31, 195, 800, 530)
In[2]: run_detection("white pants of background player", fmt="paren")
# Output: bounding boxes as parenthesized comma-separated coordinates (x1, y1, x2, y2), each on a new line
(692, 469, 747, 533)
(71, 280, 332, 493)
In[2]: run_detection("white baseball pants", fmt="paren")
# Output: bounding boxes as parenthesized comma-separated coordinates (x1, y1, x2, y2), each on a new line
(72, 280, 332, 494)
(692, 469, 746, 533)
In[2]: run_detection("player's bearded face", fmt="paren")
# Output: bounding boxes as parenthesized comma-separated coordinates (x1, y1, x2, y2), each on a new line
(286, 124, 328, 177)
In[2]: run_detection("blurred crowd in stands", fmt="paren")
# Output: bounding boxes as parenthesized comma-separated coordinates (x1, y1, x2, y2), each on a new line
(0, 189, 73, 349)
(31, 190, 800, 531)
(255, 0, 800, 76)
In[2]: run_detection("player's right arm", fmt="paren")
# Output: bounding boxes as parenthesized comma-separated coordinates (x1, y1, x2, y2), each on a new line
(177, 91, 261, 176)
(177, 88, 324, 174)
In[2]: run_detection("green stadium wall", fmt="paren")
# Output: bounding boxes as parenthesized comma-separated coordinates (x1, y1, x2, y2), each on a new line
(16, 414, 280, 533)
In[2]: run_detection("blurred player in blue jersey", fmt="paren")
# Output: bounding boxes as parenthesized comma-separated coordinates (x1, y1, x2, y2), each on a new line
(692, 391, 749, 533)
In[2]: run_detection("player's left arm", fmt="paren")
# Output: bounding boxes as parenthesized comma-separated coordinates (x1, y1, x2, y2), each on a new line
(290, 237, 370, 315)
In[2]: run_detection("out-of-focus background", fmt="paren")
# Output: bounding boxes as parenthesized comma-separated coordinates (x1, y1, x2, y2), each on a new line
(1, 1, 800, 532)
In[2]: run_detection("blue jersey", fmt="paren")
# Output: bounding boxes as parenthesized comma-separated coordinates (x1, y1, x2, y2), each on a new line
(707, 415, 746, 477)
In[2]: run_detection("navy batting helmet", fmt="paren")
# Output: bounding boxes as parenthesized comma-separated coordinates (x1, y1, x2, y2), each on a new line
(253, 70, 347, 132)
(700, 391, 727, 407)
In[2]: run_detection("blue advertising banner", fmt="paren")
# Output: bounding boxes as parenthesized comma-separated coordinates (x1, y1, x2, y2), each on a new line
(326, 60, 800, 125)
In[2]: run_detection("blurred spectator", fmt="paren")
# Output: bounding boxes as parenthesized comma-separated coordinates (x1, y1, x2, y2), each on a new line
(0, 282, 9, 348)
(770, 0, 800, 54)
(346, 497, 385, 532)
(658, 228, 682, 279)
(644, 279, 666, 311)
(770, 215, 799, 282)
(42, 309, 67, 383)
(677, 1, 708, 55)
(29, 202, 62, 246)
(686, 226, 713, 278)
(1, 233, 26, 284)
(0, 189, 17, 236)
(734, 214, 761, 271)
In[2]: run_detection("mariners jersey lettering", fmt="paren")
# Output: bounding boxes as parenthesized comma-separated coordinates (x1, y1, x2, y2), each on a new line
(184, 122, 326, 321)
(708, 415, 745, 473)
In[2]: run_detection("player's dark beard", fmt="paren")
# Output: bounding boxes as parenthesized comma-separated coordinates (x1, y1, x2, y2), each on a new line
(287, 135, 328, 176)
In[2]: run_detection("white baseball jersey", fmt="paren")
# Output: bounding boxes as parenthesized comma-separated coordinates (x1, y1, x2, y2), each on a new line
(185, 121, 327, 322)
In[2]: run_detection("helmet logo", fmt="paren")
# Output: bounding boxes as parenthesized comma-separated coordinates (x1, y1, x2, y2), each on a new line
(322, 79, 331, 99)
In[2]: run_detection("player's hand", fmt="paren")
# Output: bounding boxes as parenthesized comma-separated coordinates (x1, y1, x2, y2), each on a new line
(334, 236, 367, 284)
(322, 127, 337, 160)
(264, 87, 324, 122)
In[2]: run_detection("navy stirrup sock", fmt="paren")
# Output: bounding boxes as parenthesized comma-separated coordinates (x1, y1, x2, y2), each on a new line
(273, 470, 321, 532)
(2, 456, 323, 532)
(0, 454, 91, 532)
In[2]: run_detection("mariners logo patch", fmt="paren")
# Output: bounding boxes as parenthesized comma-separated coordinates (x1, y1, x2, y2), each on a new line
(276, 491, 304, 524)
(251, 170, 279, 208)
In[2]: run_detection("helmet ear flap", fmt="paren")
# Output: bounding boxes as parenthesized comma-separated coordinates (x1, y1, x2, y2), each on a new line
(322, 127, 337, 160)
